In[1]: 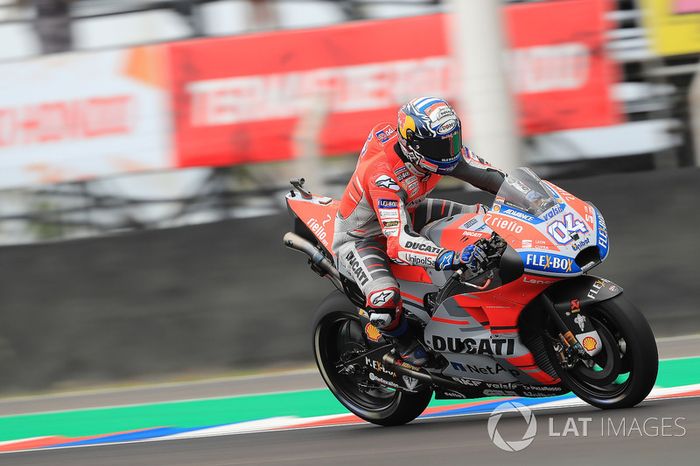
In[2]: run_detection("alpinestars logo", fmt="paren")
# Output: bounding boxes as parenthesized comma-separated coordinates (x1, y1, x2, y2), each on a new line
(369, 290, 394, 306)
(375, 175, 400, 191)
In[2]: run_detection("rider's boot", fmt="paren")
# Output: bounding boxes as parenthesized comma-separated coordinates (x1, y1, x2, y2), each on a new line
(381, 315, 429, 367)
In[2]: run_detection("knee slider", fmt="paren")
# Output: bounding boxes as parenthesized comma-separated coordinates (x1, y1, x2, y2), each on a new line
(369, 312, 395, 330)
(368, 305, 403, 331)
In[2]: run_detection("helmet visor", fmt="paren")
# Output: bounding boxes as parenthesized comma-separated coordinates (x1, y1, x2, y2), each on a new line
(416, 129, 462, 174)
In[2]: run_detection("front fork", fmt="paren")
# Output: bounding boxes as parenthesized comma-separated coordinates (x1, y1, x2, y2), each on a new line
(539, 294, 602, 369)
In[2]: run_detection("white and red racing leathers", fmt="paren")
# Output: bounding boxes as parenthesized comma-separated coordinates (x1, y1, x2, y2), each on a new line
(333, 122, 505, 330)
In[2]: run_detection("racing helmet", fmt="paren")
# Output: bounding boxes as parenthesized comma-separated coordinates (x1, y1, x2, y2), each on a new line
(397, 97, 463, 175)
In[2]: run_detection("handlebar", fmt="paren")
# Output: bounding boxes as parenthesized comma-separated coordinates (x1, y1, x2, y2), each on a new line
(433, 232, 508, 305)
(438, 233, 507, 298)
(458, 233, 507, 276)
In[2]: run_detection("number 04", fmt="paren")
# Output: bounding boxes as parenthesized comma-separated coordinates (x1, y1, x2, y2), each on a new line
(547, 213, 587, 244)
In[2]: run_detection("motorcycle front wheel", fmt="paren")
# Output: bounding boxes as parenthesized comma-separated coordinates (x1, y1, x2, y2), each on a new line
(544, 295, 658, 409)
(312, 290, 432, 426)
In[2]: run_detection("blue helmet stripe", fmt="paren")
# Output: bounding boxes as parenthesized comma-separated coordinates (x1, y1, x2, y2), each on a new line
(411, 97, 433, 108)
(425, 156, 459, 168)
(424, 155, 460, 174)
(416, 98, 442, 111)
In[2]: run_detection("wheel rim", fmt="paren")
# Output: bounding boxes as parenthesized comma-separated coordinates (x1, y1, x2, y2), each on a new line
(316, 312, 400, 412)
(550, 311, 634, 400)
(571, 317, 623, 387)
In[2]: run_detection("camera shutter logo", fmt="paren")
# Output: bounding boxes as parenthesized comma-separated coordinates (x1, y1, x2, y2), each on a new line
(487, 401, 537, 452)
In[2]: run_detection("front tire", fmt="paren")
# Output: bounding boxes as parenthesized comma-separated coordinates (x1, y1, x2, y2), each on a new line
(312, 291, 432, 426)
(545, 295, 658, 409)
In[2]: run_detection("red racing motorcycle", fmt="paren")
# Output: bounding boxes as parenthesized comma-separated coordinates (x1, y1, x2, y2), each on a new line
(284, 168, 658, 426)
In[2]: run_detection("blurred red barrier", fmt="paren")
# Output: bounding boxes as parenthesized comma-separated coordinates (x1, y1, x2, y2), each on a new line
(168, 0, 619, 168)
(0, 45, 173, 189)
(506, 0, 620, 134)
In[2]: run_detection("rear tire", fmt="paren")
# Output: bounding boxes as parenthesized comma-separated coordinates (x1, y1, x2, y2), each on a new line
(544, 295, 657, 409)
(312, 290, 432, 426)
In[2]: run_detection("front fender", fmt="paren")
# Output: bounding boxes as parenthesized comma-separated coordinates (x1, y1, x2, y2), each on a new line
(545, 275, 623, 313)
(541, 275, 623, 356)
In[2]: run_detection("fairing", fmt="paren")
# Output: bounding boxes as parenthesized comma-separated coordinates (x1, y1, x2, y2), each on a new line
(287, 168, 612, 388)
(286, 193, 338, 255)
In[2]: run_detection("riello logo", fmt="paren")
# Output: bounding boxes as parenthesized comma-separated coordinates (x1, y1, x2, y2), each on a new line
(306, 216, 329, 246)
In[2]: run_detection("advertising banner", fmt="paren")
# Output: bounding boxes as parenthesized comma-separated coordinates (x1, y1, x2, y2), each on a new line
(641, 0, 700, 56)
(0, 0, 621, 186)
(0, 46, 173, 189)
(169, 0, 619, 168)
(506, 0, 620, 134)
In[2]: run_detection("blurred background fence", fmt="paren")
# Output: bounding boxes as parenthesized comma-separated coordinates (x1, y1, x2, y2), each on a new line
(0, 0, 698, 392)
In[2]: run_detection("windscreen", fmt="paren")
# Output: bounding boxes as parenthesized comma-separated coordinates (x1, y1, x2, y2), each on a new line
(493, 167, 559, 216)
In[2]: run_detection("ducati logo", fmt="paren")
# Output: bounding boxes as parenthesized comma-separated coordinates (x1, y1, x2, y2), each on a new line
(432, 335, 516, 356)
(345, 251, 369, 286)
(405, 241, 441, 254)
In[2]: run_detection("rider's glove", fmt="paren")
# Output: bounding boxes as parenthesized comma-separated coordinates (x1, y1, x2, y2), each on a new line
(435, 244, 487, 272)
(459, 244, 488, 273)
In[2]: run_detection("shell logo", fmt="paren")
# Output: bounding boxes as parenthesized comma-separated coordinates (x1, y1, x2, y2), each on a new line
(582, 336, 597, 351)
(364, 323, 382, 342)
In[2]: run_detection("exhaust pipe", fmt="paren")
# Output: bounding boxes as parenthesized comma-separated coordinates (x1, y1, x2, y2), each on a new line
(283, 232, 341, 284)
(381, 353, 476, 394)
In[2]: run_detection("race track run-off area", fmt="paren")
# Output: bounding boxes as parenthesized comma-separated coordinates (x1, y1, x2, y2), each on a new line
(0, 356, 698, 457)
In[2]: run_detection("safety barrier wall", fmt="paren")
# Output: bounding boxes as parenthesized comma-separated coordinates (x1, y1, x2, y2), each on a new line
(0, 168, 697, 393)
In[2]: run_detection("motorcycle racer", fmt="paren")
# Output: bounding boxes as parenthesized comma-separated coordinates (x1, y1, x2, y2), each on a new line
(333, 97, 506, 366)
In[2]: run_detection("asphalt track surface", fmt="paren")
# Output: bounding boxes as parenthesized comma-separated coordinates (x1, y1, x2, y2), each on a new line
(3, 396, 698, 466)
(1, 335, 699, 466)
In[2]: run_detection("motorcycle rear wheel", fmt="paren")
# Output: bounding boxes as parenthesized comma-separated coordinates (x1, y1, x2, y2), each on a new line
(544, 295, 658, 409)
(312, 290, 432, 426)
